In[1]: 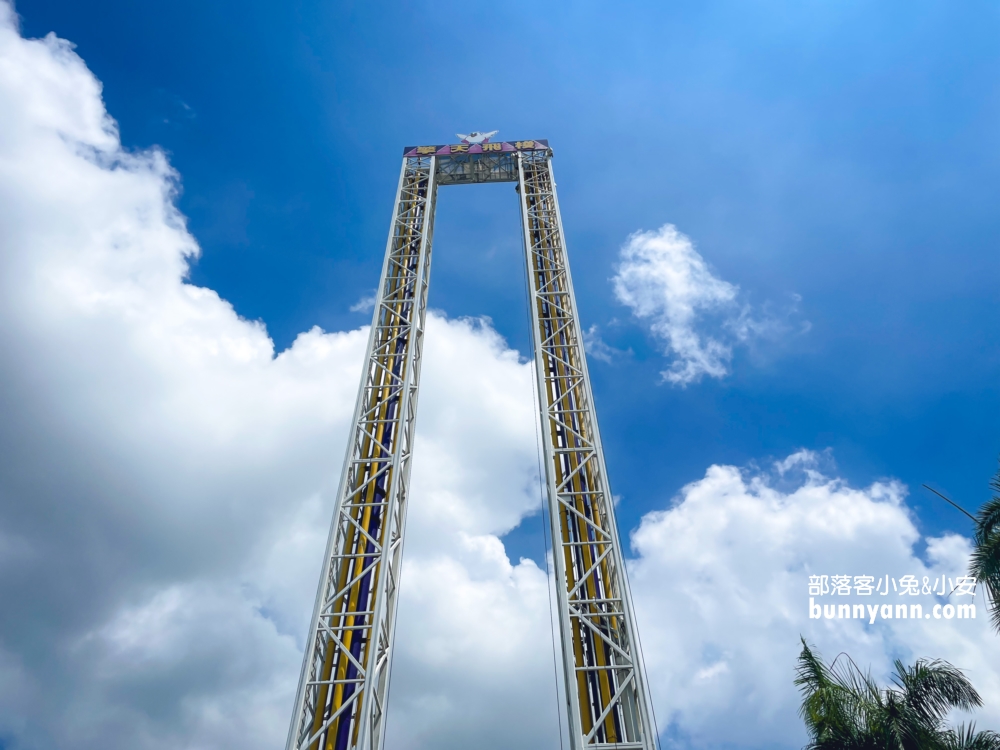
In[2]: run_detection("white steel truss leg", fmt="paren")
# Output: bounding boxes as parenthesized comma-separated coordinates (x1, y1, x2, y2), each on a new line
(517, 151, 657, 750)
(287, 155, 437, 750)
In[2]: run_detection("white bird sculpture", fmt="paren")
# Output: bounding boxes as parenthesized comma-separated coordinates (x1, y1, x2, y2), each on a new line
(456, 130, 499, 145)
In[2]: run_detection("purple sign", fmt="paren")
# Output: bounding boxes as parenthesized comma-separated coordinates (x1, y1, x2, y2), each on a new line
(402, 139, 549, 157)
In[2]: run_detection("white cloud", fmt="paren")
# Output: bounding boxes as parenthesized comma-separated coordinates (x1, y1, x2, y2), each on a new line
(583, 323, 627, 363)
(0, 9, 557, 748)
(612, 224, 801, 385)
(349, 291, 376, 313)
(630, 451, 1000, 748)
(612, 225, 736, 385)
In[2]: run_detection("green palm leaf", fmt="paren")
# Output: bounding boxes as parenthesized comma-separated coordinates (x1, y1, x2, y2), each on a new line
(797, 640, 989, 750)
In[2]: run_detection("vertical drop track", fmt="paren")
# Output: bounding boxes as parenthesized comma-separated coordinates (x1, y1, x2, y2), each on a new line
(518, 151, 655, 750)
(287, 156, 436, 750)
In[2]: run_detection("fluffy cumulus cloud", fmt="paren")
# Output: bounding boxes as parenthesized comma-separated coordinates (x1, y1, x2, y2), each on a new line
(0, 7, 998, 750)
(0, 6, 555, 748)
(612, 224, 800, 385)
(632, 451, 1000, 749)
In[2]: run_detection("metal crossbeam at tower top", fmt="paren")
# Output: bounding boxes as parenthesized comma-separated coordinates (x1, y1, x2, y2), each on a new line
(287, 136, 657, 750)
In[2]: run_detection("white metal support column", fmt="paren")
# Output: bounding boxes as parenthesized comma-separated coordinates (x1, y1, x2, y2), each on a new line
(287, 155, 437, 750)
(517, 150, 656, 750)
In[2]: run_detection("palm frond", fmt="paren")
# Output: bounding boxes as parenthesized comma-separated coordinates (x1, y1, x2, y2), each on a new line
(970, 487, 1000, 634)
(796, 641, 989, 750)
(984, 464, 1000, 534)
(969, 531, 1000, 633)
(796, 640, 870, 745)
(975, 495, 1000, 545)
(894, 658, 981, 726)
(942, 723, 1000, 750)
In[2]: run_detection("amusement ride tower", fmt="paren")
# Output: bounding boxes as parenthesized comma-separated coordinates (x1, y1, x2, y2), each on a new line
(287, 137, 657, 750)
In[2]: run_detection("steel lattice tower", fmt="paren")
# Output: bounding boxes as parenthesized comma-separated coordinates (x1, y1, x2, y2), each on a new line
(287, 139, 656, 750)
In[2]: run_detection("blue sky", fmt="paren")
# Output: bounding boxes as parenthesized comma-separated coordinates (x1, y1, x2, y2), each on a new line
(4, 1, 1000, 748)
(21, 0, 994, 543)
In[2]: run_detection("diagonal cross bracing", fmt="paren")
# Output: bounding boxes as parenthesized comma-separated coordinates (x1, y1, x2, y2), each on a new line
(518, 150, 656, 750)
(288, 143, 656, 750)
(287, 155, 436, 750)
